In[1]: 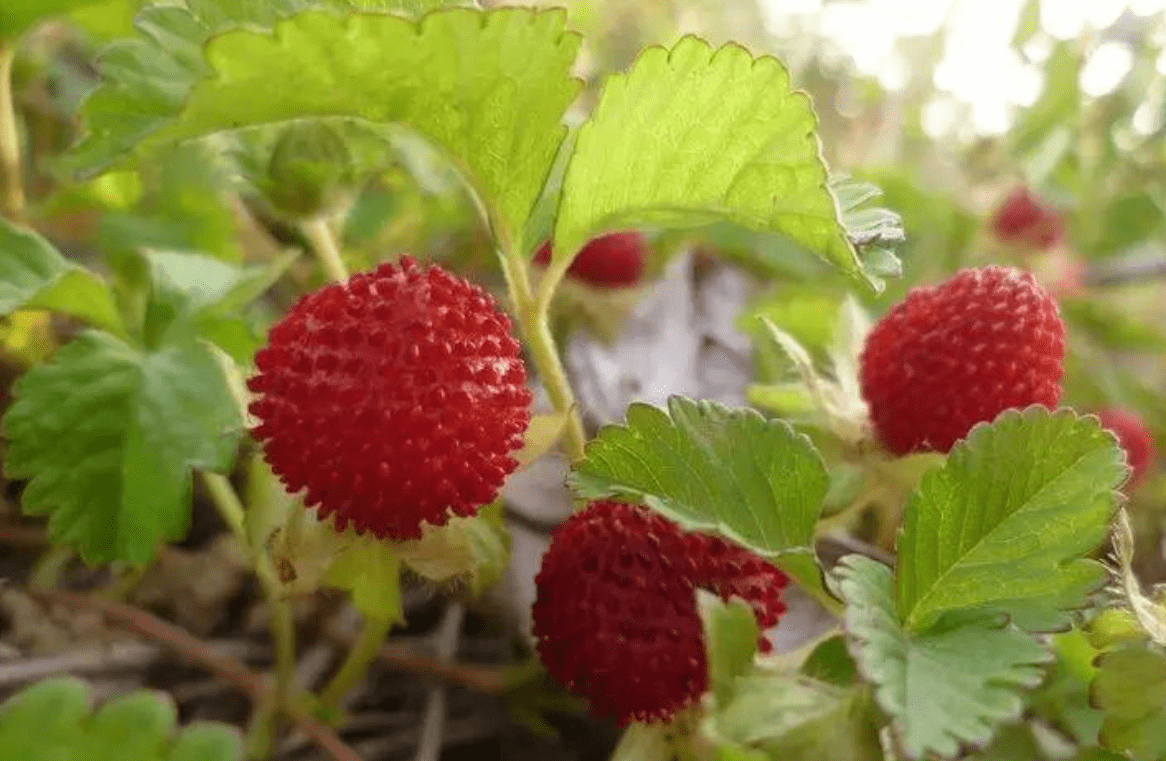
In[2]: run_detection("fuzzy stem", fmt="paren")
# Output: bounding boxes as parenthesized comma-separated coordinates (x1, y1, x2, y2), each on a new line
(317, 613, 395, 712)
(200, 471, 297, 746)
(0, 40, 25, 224)
(301, 217, 348, 283)
(496, 237, 587, 462)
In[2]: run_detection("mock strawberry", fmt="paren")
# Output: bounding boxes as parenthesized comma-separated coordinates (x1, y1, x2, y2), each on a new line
(1095, 407, 1156, 489)
(534, 231, 646, 288)
(859, 265, 1065, 455)
(532, 501, 788, 725)
(248, 257, 532, 540)
(991, 186, 1064, 250)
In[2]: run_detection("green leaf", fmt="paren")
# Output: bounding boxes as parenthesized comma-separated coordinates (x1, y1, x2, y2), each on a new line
(2, 331, 242, 564)
(552, 36, 872, 291)
(896, 407, 1124, 632)
(965, 723, 1045, 761)
(71, 6, 581, 250)
(1109, 509, 1166, 646)
(800, 634, 859, 687)
(397, 503, 510, 597)
(837, 555, 1050, 760)
(0, 219, 125, 337)
(0, 0, 109, 38)
(1093, 645, 1166, 761)
(0, 677, 242, 761)
(322, 534, 404, 622)
(699, 591, 760, 706)
(611, 722, 673, 761)
(568, 396, 829, 572)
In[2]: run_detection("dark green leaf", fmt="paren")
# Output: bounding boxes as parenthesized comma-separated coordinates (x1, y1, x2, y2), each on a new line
(698, 592, 760, 706)
(1093, 645, 1166, 761)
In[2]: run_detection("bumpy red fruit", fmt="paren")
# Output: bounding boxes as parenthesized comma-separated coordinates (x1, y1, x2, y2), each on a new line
(859, 265, 1065, 455)
(1095, 407, 1157, 489)
(532, 501, 788, 725)
(533, 231, 646, 287)
(991, 186, 1064, 250)
(247, 257, 531, 540)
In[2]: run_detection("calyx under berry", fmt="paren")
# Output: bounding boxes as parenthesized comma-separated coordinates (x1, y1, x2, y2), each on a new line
(248, 257, 531, 540)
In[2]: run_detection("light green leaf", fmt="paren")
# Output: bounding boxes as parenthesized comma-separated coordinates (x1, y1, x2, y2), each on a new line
(800, 635, 859, 687)
(569, 396, 828, 558)
(837, 555, 1050, 760)
(897, 407, 1124, 632)
(323, 534, 404, 622)
(514, 412, 569, 468)
(0, 0, 109, 38)
(1109, 509, 1166, 646)
(611, 722, 673, 761)
(71, 6, 581, 250)
(397, 503, 509, 597)
(2, 331, 242, 564)
(699, 591, 760, 706)
(1092, 645, 1166, 761)
(553, 36, 872, 291)
(0, 677, 242, 761)
(0, 219, 125, 337)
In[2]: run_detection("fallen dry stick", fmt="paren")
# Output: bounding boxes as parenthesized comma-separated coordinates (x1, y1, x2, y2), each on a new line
(32, 587, 360, 761)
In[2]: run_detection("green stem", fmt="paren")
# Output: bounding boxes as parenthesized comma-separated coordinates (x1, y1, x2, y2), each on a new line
(496, 238, 587, 462)
(0, 40, 25, 224)
(200, 471, 297, 745)
(29, 545, 72, 588)
(317, 614, 394, 712)
(301, 217, 348, 282)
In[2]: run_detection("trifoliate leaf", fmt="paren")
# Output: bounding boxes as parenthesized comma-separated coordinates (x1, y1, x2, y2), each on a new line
(568, 396, 829, 585)
(698, 592, 760, 706)
(837, 555, 1050, 760)
(1092, 645, 1166, 761)
(71, 6, 581, 250)
(0, 219, 125, 337)
(397, 502, 509, 597)
(896, 407, 1125, 632)
(322, 532, 404, 623)
(2, 331, 242, 563)
(0, 677, 241, 761)
(553, 36, 873, 291)
(0, 0, 109, 38)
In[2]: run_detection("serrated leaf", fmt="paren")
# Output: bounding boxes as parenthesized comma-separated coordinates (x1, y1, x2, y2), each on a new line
(837, 555, 1050, 760)
(1092, 645, 1166, 761)
(699, 591, 760, 706)
(0, 219, 125, 337)
(322, 533, 404, 622)
(72, 7, 581, 250)
(552, 36, 872, 291)
(0, 677, 242, 761)
(0, 0, 109, 38)
(896, 407, 1125, 632)
(397, 503, 509, 597)
(2, 331, 242, 563)
(568, 396, 829, 570)
(831, 175, 905, 255)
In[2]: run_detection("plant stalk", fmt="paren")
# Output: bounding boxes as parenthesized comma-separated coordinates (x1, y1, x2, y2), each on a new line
(317, 614, 395, 712)
(0, 40, 25, 224)
(301, 217, 349, 282)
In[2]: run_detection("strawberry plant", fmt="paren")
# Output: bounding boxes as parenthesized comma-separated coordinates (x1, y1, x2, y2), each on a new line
(0, 2, 1164, 761)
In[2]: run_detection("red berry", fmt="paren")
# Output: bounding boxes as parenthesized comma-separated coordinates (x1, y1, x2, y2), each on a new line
(532, 501, 788, 725)
(533, 231, 646, 287)
(1094, 407, 1156, 489)
(991, 186, 1064, 250)
(247, 257, 532, 540)
(859, 266, 1065, 455)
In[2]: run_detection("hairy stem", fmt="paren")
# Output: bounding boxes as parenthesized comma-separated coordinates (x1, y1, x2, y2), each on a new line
(301, 217, 349, 282)
(496, 237, 587, 461)
(201, 471, 297, 747)
(0, 40, 25, 224)
(318, 613, 395, 712)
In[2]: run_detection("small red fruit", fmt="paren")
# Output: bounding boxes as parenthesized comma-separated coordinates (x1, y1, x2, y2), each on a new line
(859, 265, 1065, 455)
(532, 501, 788, 725)
(1094, 407, 1156, 489)
(991, 186, 1064, 250)
(248, 257, 532, 540)
(533, 231, 646, 288)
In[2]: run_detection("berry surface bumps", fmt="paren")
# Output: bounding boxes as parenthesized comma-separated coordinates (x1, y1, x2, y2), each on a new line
(247, 257, 531, 540)
(532, 501, 788, 725)
(860, 265, 1065, 455)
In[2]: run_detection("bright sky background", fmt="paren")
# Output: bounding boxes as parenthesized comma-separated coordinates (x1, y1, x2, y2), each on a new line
(759, 0, 1166, 138)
